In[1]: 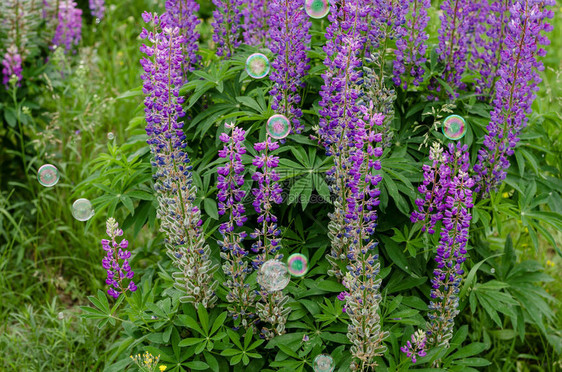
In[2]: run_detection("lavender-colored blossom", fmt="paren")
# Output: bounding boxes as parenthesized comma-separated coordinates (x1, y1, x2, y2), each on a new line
(393, 0, 431, 88)
(401, 330, 427, 364)
(89, 0, 105, 19)
(474, 0, 554, 195)
(410, 143, 448, 234)
(429, 0, 478, 99)
(212, 0, 243, 57)
(2, 47, 23, 86)
(162, 0, 201, 78)
(140, 12, 218, 307)
(320, 2, 388, 368)
(268, 0, 311, 133)
(52, 0, 82, 53)
(0, 0, 41, 86)
(368, 0, 409, 52)
(242, 0, 268, 46)
(217, 123, 255, 325)
(424, 143, 474, 346)
(101, 218, 136, 299)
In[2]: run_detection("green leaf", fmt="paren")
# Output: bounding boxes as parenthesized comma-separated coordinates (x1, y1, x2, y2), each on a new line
(184, 361, 210, 370)
(178, 338, 204, 347)
(450, 343, 488, 359)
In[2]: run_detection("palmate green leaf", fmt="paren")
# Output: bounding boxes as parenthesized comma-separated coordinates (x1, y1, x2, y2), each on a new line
(184, 361, 209, 370)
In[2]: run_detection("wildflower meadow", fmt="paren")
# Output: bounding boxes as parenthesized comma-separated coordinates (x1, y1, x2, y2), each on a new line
(1, 0, 562, 371)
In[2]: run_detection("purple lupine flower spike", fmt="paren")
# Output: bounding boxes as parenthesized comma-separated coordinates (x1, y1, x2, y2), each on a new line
(102, 218, 136, 299)
(242, 0, 268, 46)
(217, 123, 255, 325)
(393, 0, 431, 89)
(52, 0, 83, 53)
(140, 13, 218, 307)
(89, 0, 105, 19)
(428, 0, 478, 99)
(268, 0, 311, 133)
(474, 0, 554, 195)
(401, 330, 428, 364)
(424, 143, 474, 346)
(212, 0, 243, 57)
(162, 0, 201, 80)
(249, 135, 290, 339)
(2, 47, 23, 87)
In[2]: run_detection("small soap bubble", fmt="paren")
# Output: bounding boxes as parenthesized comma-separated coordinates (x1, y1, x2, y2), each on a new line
(245, 53, 270, 79)
(287, 253, 308, 277)
(267, 114, 291, 139)
(305, 0, 330, 19)
(313, 354, 335, 372)
(258, 259, 290, 292)
(107, 132, 114, 140)
(72, 198, 95, 221)
(491, 268, 495, 274)
(442, 115, 467, 140)
(37, 164, 60, 187)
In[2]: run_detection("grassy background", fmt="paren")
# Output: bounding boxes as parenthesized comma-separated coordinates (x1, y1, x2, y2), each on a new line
(0, 0, 560, 370)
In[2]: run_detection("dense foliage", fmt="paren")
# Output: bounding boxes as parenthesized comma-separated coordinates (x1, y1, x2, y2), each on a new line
(0, 0, 561, 371)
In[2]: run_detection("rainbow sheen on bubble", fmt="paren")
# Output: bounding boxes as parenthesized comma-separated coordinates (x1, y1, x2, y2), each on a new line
(72, 198, 95, 221)
(305, 0, 330, 19)
(245, 53, 270, 79)
(267, 114, 291, 139)
(287, 253, 308, 277)
(37, 164, 60, 187)
(442, 115, 467, 140)
(258, 259, 290, 291)
(107, 132, 115, 140)
(313, 354, 335, 372)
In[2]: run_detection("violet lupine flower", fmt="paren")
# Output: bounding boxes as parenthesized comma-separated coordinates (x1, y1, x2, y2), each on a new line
(268, 0, 311, 133)
(428, 0, 478, 99)
(474, 0, 554, 195)
(368, 0, 409, 52)
(52, 0, 82, 53)
(320, 3, 388, 368)
(212, 0, 243, 57)
(250, 137, 283, 269)
(0, 0, 41, 87)
(319, 1, 368, 278)
(162, 0, 201, 79)
(89, 0, 105, 19)
(242, 0, 268, 46)
(425, 143, 474, 347)
(140, 12, 218, 307)
(101, 218, 136, 299)
(249, 136, 290, 339)
(2, 47, 23, 87)
(401, 330, 428, 364)
(393, 0, 431, 89)
(217, 123, 255, 326)
(410, 143, 448, 234)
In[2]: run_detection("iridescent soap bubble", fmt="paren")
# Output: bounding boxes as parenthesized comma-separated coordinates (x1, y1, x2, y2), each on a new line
(305, 0, 330, 19)
(245, 53, 270, 79)
(37, 164, 60, 187)
(442, 115, 467, 140)
(313, 354, 335, 372)
(72, 198, 95, 221)
(267, 114, 291, 139)
(107, 132, 115, 140)
(287, 253, 308, 277)
(258, 259, 290, 292)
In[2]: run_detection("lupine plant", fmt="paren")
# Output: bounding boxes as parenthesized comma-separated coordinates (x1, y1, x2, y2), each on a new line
(76, 0, 561, 371)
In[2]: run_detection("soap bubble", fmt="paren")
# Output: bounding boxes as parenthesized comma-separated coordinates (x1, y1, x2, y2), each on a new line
(107, 132, 115, 140)
(72, 198, 95, 221)
(491, 268, 495, 274)
(287, 253, 308, 277)
(305, 0, 330, 19)
(245, 53, 270, 79)
(442, 115, 467, 140)
(258, 259, 290, 292)
(267, 114, 291, 139)
(313, 354, 335, 372)
(37, 164, 60, 187)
